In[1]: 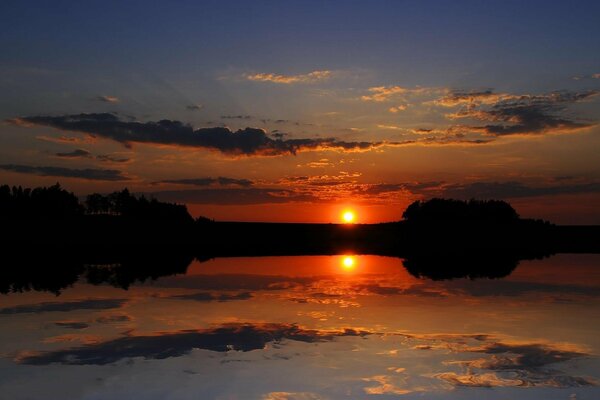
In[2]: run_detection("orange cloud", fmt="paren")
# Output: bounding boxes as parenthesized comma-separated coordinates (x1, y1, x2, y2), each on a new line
(245, 70, 332, 84)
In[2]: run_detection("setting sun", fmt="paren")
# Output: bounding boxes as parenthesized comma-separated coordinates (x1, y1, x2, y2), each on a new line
(341, 256, 355, 269)
(342, 210, 356, 223)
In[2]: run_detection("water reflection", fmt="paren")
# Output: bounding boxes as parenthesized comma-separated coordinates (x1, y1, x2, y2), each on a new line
(0, 254, 599, 399)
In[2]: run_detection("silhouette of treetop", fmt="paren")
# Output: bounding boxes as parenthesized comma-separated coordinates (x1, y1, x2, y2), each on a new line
(402, 198, 520, 222)
(0, 183, 82, 218)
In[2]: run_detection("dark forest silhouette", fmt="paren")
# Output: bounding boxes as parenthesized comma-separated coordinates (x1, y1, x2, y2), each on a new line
(1, 183, 600, 294)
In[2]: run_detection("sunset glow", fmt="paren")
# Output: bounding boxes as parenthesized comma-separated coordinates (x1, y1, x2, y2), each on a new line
(341, 256, 356, 269)
(342, 210, 356, 224)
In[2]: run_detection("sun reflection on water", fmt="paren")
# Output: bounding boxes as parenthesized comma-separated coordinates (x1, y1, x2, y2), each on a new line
(341, 255, 356, 270)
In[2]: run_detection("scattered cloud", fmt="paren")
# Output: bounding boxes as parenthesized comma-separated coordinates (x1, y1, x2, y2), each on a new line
(388, 104, 408, 113)
(438, 90, 598, 136)
(246, 70, 332, 84)
(157, 177, 254, 187)
(361, 86, 441, 102)
(55, 148, 92, 158)
(96, 95, 119, 103)
(0, 164, 130, 181)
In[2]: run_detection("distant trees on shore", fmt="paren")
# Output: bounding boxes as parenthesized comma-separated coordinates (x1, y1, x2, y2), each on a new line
(0, 183, 82, 218)
(402, 198, 520, 222)
(0, 183, 192, 222)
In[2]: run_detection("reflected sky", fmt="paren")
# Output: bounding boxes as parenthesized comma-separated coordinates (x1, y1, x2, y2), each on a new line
(1, 254, 599, 399)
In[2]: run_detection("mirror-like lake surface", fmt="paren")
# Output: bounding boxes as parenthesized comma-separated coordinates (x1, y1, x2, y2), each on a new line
(1, 254, 599, 399)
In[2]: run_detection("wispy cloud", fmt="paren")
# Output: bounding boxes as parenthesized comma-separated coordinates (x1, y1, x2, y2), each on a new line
(96, 95, 119, 103)
(54, 148, 92, 158)
(186, 104, 203, 111)
(157, 177, 254, 187)
(246, 70, 332, 84)
(0, 164, 130, 181)
(361, 86, 441, 102)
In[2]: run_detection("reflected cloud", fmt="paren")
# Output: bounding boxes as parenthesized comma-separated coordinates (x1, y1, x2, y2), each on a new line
(0, 299, 127, 315)
(17, 323, 371, 365)
(167, 291, 253, 302)
(436, 341, 595, 388)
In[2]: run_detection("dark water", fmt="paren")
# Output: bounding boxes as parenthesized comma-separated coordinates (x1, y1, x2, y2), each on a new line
(1, 254, 599, 399)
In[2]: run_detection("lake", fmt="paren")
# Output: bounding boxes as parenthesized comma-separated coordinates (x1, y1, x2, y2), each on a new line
(1, 254, 599, 399)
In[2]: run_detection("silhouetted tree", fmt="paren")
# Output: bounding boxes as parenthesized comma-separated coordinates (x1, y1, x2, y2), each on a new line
(402, 198, 519, 222)
(0, 183, 82, 218)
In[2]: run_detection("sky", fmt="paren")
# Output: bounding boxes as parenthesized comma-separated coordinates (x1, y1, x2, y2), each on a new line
(1, 0, 600, 223)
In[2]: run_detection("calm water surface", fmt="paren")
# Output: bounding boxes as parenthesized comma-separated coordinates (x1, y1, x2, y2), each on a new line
(1, 254, 599, 399)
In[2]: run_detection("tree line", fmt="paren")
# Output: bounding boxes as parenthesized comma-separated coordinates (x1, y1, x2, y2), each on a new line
(0, 183, 193, 222)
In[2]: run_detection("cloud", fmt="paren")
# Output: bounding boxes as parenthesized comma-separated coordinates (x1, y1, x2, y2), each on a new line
(96, 95, 119, 103)
(246, 70, 332, 84)
(157, 177, 254, 187)
(388, 104, 407, 113)
(262, 392, 324, 400)
(96, 154, 131, 163)
(149, 188, 318, 205)
(361, 86, 440, 102)
(17, 323, 369, 365)
(0, 299, 127, 315)
(0, 164, 130, 181)
(433, 89, 518, 107)
(221, 115, 252, 120)
(440, 90, 598, 136)
(167, 291, 252, 302)
(53, 321, 90, 329)
(55, 148, 92, 158)
(186, 104, 203, 111)
(440, 181, 600, 200)
(435, 341, 594, 388)
(11, 113, 386, 156)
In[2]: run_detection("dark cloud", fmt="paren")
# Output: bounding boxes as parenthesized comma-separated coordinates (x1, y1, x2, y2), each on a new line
(221, 115, 252, 120)
(17, 323, 369, 365)
(0, 164, 130, 181)
(96, 154, 131, 163)
(168, 291, 252, 302)
(149, 188, 318, 205)
(95, 315, 132, 324)
(440, 181, 600, 200)
(444, 90, 598, 136)
(55, 148, 92, 158)
(186, 104, 203, 111)
(158, 177, 254, 187)
(442, 279, 600, 298)
(53, 321, 90, 329)
(0, 299, 127, 315)
(11, 113, 385, 156)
